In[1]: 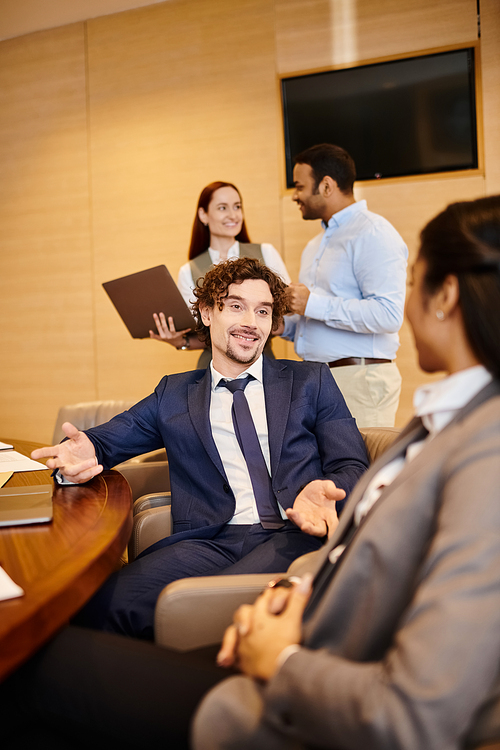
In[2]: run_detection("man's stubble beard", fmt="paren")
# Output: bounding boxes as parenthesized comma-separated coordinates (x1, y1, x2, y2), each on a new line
(224, 336, 266, 366)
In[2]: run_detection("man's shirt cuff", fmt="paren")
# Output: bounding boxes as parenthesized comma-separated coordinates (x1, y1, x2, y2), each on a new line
(304, 292, 332, 322)
(54, 470, 78, 486)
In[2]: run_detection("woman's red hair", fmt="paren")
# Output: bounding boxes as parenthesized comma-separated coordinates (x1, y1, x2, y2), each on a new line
(188, 181, 251, 260)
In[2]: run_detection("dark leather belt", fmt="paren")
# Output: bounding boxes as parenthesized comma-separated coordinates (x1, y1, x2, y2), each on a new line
(327, 357, 393, 368)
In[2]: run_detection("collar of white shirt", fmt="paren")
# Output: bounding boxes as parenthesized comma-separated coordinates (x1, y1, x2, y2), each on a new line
(208, 241, 239, 264)
(353, 365, 492, 527)
(413, 365, 492, 437)
(210, 355, 264, 392)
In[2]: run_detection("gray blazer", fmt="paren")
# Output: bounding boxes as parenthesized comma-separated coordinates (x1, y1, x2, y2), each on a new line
(195, 380, 500, 750)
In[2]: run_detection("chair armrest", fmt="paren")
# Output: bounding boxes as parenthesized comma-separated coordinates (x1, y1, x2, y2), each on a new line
(359, 426, 399, 464)
(286, 549, 323, 577)
(122, 449, 167, 464)
(114, 461, 170, 502)
(128, 506, 172, 561)
(133, 492, 172, 516)
(154, 573, 277, 651)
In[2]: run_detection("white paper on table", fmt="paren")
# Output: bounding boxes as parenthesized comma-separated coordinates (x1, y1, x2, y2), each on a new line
(0, 566, 24, 601)
(0, 451, 46, 473)
(0, 441, 13, 450)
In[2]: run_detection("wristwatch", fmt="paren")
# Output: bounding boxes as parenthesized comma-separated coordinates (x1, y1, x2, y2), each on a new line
(178, 335, 190, 351)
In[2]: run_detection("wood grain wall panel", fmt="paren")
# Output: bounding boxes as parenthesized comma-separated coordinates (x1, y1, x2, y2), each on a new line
(85, 0, 285, 398)
(0, 24, 95, 443)
(481, 0, 500, 196)
(0, 0, 167, 41)
(275, 0, 478, 74)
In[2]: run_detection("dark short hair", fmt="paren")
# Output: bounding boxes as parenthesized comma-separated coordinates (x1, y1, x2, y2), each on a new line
(188, 181, 251, 260)
(192, 257, 291, 346)
(419, 194, 500, 378)
(293, 143, 356, 194)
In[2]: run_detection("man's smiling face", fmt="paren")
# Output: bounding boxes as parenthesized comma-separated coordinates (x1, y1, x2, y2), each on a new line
(200, 279, 274, 376)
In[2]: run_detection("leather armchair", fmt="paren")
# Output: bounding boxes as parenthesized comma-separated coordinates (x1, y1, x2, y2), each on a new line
(53, 400, 170, 502)
(128, 426, 400, 650)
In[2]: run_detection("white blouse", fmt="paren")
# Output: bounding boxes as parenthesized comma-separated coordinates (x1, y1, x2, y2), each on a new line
(177, 241, 291, 307)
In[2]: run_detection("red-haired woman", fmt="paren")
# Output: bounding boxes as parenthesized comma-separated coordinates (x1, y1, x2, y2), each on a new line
(149, 181, 290, 366)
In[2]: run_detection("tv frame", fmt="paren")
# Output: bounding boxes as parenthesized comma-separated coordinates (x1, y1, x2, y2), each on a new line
(280, 47, 480, 189)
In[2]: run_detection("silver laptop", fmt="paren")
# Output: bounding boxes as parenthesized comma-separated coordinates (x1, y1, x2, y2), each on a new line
(0, 484, 53, 526)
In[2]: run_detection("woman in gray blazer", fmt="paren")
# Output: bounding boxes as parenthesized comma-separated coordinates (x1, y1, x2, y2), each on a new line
(5, 195, 500, 750)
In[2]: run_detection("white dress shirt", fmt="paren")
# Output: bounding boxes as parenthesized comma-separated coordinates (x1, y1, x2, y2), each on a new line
(352, 365, 492, 529)
(210, 356, 287, 525)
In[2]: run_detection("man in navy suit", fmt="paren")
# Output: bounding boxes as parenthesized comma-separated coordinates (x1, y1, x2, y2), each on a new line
(33, 257, 368, 640)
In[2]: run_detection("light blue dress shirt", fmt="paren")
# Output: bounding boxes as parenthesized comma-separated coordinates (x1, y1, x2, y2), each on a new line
(282, 200, 408, 362)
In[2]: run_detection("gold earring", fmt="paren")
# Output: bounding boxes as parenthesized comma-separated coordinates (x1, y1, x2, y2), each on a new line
(436, 309, 445, 321)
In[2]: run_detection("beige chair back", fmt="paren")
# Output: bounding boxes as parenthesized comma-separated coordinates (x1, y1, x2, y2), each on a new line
(52, 400, 136, 444)
(53, 400, 169, 502)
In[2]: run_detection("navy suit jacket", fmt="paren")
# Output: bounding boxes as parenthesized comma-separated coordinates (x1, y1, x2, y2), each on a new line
(85, 357, 368, 544)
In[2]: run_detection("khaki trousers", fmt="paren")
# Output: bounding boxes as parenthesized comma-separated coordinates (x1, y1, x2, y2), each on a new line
(329, 361, 402, 428)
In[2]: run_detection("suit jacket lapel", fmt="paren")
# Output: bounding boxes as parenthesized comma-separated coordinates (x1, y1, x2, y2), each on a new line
(308, 380, 500, 578)
(358, 380, 500, 526)
(263, 357, 292, 476)
(308, 418, 428, 577)
(336, 418, 426, 537)
(188, 367, 227, 480)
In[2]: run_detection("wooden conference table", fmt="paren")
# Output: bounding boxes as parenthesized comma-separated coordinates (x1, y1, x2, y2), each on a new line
(0, 438, 133, 682)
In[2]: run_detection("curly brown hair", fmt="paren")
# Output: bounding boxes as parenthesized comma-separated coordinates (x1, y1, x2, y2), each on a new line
(192, 257, 291, 346)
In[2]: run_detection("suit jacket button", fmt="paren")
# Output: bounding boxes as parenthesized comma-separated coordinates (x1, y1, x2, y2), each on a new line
(223, 483, 230, 494)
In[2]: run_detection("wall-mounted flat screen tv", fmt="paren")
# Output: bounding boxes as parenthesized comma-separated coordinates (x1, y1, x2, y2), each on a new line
(281, 48, 478, 188)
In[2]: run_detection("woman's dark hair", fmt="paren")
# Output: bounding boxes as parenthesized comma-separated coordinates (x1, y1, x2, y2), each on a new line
(192, 256, 291, 346)
(188, 181, 251, 260)
(293, 143, 356, 194)
(419, 194, 500, 377)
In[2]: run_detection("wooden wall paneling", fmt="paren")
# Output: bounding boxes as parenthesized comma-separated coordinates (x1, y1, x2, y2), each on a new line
(481, 0, 500, 196)
(0, 24, 95, 443)
(275, 0, 479, 74)
(86, 0, 286, 398)
(0, 0, 168, 42)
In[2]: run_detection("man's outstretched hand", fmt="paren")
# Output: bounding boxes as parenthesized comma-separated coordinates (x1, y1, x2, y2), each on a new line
(31, 422, 102, 484)
(286, 479, 344, 538)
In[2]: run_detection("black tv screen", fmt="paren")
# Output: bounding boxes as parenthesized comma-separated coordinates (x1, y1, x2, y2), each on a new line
(282, 48, 478, 187)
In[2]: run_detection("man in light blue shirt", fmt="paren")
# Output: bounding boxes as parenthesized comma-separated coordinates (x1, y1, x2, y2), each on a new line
(281, 143, 408, 427)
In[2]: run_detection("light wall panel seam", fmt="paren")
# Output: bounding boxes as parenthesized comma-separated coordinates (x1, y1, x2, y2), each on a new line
(83, 20, 100, 400)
